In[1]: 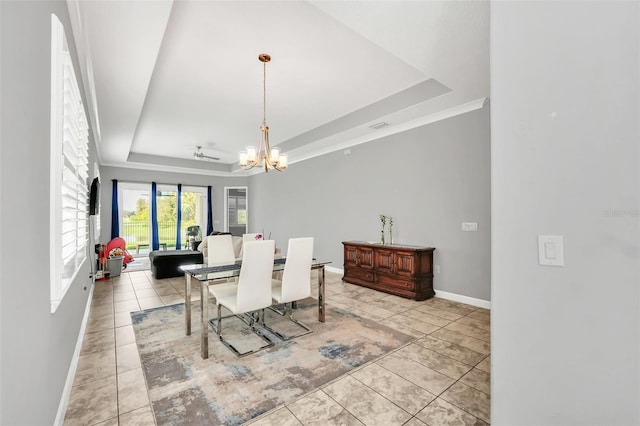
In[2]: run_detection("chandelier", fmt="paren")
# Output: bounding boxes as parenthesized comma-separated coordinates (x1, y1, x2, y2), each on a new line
(239, 53, 287, 172)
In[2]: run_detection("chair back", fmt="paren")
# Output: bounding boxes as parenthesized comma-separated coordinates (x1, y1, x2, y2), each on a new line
(236, 240, 275, 313)
(281, 237, 314, 303)
(207, 234, 236, 265)
(243, 233, 264, 242)
(241, 233, 265, 259)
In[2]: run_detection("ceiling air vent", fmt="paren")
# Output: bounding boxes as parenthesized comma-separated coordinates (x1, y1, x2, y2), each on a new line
(369, 122, 389, 130)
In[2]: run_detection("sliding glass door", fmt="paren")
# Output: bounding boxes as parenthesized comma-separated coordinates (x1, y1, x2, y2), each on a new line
(119, 182, 151, 255)
(224, 187, 248, 237)
(181, 186, 207, 249)
(156, 185, 177, 249)
(119, 183, 209, 254)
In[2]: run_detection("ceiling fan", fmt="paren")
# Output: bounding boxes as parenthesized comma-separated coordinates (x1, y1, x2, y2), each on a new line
(193, 145, 220, 161)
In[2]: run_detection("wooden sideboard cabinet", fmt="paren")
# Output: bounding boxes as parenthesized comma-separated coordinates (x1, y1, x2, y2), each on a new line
(342, 241, 435, 300)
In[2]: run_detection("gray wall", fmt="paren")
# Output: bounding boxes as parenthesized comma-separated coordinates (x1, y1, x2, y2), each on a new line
(249, 106, 491, 301)
(0, 1, 99, 424)
(491, 2, 639, 424)
(99, 166, 248, 243)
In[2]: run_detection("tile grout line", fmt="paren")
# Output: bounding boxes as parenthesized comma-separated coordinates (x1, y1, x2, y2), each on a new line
(96, 272, 489, 425)
(116, 272, 157, 424)
(346, 368, 426, 421)
(368, 313, 490, 423)
(113, 276, 121, 425)
(421, 309, 491, 423)
(303, 278, 488, 424)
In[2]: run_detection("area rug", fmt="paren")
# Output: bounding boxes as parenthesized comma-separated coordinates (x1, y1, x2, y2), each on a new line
(124, 256, 150, 272)
(131, 299, 414, 425)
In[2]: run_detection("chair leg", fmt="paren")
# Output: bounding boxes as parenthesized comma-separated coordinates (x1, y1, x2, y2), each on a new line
(208, 307, 275, 357)
(268, 301, 300, 316)
(263, 303, 313, 341)
(268, 301, 289, 316)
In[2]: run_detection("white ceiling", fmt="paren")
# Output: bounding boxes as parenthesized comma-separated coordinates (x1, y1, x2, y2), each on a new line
(66, 0, 489, 176)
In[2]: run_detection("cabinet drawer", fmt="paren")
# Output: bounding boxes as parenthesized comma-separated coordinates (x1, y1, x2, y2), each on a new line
(377, 274, 414, 290)
(346, 268, 375, 283)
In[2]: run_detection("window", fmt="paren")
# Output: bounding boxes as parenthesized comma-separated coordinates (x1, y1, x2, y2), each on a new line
(156, 185, 177, 248)
(224, 187, 248, 237)
(119, 182, 151, 253)
(181, 186, 207, 248)
(50, 14, 89, 313)
(118, 183, 208, 254)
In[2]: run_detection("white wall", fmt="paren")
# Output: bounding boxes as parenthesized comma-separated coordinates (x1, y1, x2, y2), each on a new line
(0, 1, 100, 423)
(491, 1, 639, 424)
(250, 106, 491, 302)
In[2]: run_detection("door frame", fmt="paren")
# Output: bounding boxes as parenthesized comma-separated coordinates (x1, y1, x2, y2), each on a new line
(223, 186, 248, 235)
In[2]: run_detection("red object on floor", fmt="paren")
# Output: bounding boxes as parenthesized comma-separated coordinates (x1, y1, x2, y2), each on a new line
(106, 237, 134, 266)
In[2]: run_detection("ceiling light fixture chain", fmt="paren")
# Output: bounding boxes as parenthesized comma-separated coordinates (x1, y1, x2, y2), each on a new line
(262, 53, 267, 126)
(239, 53, 287, 172)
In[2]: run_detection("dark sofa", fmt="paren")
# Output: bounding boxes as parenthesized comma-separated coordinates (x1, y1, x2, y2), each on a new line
(149, 250, 203, 279)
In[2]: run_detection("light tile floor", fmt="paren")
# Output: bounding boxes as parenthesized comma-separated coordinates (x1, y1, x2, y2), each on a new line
(64, 270, 490, 425)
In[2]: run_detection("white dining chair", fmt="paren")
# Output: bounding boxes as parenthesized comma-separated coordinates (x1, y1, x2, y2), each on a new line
(242, 232, 263, 241)
(208, 240, 276, 357)
(263, 237, 314, 340)
(207, 234, 236, 265)
(205, 234, 238, 294)
(239, 233, 263, 259)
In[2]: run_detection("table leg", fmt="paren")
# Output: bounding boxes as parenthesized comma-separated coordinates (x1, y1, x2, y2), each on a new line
(185, 273, 191, 335)
(318, 266, 325, 322)
(201, 280, 209, 359)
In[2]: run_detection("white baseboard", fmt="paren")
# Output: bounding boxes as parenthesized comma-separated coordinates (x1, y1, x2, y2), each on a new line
(54, 282, 95, 426)
(434, 289, 491, 310)
(320, 266, 490, 309)
(325, 266, 344, 275)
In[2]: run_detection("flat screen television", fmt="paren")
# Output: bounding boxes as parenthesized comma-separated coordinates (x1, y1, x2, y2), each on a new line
(89, 177, 100, 216)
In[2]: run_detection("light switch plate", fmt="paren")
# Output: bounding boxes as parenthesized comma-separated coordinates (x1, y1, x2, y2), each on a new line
(462, 222, 478, 231)
(538, 235, 564, 266)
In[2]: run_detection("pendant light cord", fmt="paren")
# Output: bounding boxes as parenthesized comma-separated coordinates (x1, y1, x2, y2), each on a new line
(263, 60, 267, 126)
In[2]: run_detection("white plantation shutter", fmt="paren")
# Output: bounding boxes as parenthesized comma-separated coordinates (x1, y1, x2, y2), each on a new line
(50, 15, 89, 312)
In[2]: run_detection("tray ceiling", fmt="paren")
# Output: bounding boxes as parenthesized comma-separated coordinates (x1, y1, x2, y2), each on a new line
(67, 0, 489, 176)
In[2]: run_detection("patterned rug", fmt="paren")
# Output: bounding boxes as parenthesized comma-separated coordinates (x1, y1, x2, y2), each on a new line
(131, 299, 414, 425)
(124, 256, 150, 272)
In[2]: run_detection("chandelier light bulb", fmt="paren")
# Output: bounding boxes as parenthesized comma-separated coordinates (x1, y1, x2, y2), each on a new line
(246, 146, 257, 162)
(277, 153, 288, 168)
(270, 147, 280, 163)
(239, 151, 248, 166)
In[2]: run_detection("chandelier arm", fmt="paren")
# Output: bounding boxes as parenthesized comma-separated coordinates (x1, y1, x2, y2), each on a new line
(262, 124, 273, 172)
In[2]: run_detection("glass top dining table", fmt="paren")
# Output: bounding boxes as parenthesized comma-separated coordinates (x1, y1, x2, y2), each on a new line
(180, 258, 331, 359)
